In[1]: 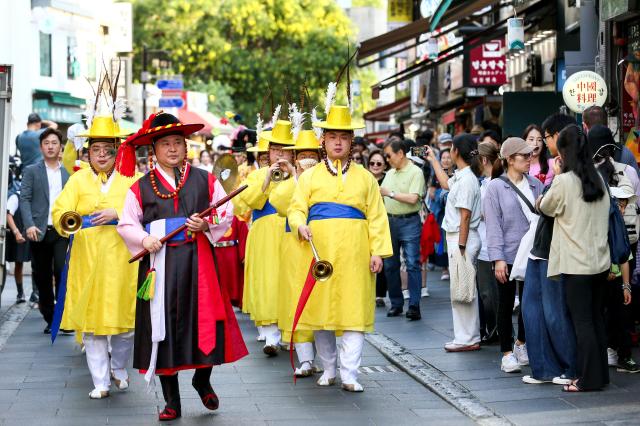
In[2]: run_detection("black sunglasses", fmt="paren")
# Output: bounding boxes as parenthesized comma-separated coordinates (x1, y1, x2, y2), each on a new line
(369, 161, 384, 167)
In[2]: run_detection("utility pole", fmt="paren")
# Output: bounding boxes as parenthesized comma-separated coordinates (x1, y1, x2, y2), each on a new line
(141, 44, 149, 120)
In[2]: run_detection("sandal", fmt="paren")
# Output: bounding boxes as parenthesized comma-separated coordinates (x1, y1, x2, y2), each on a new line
(562, 380, 583, 392)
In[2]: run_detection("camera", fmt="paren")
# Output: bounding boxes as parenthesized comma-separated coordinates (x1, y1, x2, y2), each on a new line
(410, 146, 428, 157)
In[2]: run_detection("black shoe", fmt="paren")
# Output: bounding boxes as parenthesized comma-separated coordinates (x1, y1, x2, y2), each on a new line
(617, 357, 640, 373)
(406, 305, 421, 321)
(16, 293, 26, 304)
(387, 307, 403, 317)
(29, 291, 39, 304)
(43, 324, 51, 334)
(375, 298, 386, 307)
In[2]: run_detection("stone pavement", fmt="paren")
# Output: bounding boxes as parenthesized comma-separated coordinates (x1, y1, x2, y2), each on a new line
(0, 273, 468, 426)
(372, 274, 640, 425)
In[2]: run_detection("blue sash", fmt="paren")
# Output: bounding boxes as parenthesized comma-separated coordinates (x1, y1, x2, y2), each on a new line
(51, 215, 118, 342)
(144, 217, 189, 243)
(252, 200, 277, 223)
(308, 202, 366, 222)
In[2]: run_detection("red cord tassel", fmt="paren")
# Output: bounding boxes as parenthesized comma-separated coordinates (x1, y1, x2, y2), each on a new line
(115, 141, 137, 177)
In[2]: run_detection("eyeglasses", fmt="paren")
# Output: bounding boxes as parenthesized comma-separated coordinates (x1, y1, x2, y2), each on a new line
(369, 161, 384, 167)
(543, 133, 554, 143)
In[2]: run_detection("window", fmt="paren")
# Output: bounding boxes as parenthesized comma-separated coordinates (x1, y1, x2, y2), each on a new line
(67, 36, 79, 79)
(86, 43, 96, 80)
(39, 31, 52, 77)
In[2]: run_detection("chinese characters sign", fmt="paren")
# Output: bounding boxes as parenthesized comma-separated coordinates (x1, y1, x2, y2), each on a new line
(465, 39, 507, 87)
(561, 71, 607, 113)
(388, 0, 413, 24)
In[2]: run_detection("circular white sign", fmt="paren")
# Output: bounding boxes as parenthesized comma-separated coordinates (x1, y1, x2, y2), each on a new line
(562, 71, 608, 113)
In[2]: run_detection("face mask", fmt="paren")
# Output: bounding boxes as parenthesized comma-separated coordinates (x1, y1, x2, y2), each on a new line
(298, 158, 318, 170)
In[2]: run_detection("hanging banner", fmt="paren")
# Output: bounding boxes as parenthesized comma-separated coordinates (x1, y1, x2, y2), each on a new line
(507, 18, 525, 50)
(388, 0, 413, 24)
(561, 71, 607, 113)
(623, 20, 640, 161)
(464, 39, 507, 87)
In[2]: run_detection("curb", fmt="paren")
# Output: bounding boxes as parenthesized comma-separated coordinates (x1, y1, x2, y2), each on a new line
(0, 302, 32, 352)
(366, 332, 513, 426)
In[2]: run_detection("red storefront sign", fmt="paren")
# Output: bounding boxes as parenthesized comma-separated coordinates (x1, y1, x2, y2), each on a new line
(466, 39, 507, 87)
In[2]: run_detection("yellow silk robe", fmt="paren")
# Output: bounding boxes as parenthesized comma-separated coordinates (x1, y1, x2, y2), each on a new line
(236, 167, 285, 326)
(288, 163, 393, 332)
(269, 178, 314, 343)
(51, 168, 139, 336)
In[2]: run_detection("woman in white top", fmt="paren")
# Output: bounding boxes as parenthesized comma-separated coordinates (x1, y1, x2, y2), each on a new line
(538, 125, 610, 392)
(426, 134, 483, 352)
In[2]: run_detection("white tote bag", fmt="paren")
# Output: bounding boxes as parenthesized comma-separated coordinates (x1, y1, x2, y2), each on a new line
(509, 213, 538, 281)
(450, 248, 477, 303)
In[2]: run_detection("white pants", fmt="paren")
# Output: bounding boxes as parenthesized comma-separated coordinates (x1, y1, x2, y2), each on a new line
(295, 342, 314, 364)
(83, 331, 134, 391)
(260, 323, 281, 346)
(446, 231, 481, 346)
(314, 330, 364, 385)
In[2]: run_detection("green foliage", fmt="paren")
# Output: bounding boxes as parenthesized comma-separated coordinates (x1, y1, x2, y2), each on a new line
(131, 0, 360, 123)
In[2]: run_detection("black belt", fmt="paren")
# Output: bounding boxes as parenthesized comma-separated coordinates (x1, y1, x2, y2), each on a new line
(387, 212, 420, 219)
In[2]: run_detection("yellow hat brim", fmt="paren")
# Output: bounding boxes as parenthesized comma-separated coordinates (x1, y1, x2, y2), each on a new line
(76, 132, 130, 138)
(260, 130, 296, 146)
(247, 146, 267, 153)
(312, 121, 365, 131)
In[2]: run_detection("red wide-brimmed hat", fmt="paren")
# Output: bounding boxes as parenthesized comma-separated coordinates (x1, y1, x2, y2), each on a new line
(115, 111, 204, 177)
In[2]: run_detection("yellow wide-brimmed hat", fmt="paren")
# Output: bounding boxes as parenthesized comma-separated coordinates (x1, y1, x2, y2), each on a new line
(77, 116, 131, 139)
(247, 135, 269, 153)
(313, 105, 364, 131)
(284, 130, 320, 151)
(260, 120, 295, 145)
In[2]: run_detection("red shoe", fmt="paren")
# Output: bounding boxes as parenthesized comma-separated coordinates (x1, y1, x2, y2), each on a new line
(200, 392, 219, 411)
(158, 407, 181, 421)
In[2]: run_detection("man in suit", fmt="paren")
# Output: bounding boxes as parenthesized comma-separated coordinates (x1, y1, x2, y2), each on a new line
(20, 128, 69, 333)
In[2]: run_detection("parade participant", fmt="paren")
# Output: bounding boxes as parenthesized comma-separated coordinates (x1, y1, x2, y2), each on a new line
(51, 115, 138, 399)
(237, 116, 295, 354)
(117, 112, 248, 421)
(288, 104, 392, 392)
(270, 127, 321, 377)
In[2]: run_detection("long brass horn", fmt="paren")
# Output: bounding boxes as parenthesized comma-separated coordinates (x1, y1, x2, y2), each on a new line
(309, 239, 333, 282)
(60, 211, 82, 234)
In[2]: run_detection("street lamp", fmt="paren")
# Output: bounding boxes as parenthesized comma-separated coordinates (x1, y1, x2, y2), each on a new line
(141, 44, 172, 119)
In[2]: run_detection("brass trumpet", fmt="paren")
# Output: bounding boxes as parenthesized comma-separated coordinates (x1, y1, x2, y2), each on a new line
(271, 168, 285, 182)
(60, 211, 82, 234)
(309, 239, 333, 282)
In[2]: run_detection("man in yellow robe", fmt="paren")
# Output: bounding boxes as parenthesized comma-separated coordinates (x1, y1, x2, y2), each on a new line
(288, 105, 393, 392)
(236, 120, 295, 355)
(51, 116, 139, 399)
(270, 129, 321, 377)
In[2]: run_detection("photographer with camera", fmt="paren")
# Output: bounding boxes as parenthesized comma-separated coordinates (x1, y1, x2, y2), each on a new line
(381, 140, 426, 320)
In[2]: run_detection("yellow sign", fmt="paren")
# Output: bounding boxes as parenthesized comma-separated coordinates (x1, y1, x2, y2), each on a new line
(388, 0, 413, 23)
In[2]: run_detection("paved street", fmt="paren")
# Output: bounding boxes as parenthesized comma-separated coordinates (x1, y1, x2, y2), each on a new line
(1, 272, 639, 425)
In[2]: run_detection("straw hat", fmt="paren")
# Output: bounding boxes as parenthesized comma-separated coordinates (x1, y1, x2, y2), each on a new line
(284, 130, 320, 151)
(77, 116, 130, 140)
(259, 120, 295, 145)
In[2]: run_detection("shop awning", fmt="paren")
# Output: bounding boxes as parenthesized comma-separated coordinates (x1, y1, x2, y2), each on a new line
(429, 0, 500, 32)
(363, 97, 411, 122)
(177, 109, 214, 135)
(357, 0, 500, 64)
(34, 89, 85, 106)
(364, 128, 401, 143)
(371, 0, 551, 92)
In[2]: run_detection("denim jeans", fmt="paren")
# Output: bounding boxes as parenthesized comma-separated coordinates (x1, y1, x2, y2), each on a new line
(384, 214, 422, 309)
(522, 259, 577, 380)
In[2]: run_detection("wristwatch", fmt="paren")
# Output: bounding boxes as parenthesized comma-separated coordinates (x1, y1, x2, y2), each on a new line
(389, 191, 396, 199)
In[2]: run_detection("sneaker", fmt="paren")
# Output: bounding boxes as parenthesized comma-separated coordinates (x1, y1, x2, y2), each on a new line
(552, 375, 573, 385)
(514, 343, 529, 366)
(513, 295, 520, 312)
(440, 272, 450, 280)
(16, 292, 26, 304)
(617, 357, 640, 373)
(522, 375, 552, 384)
(607, 348, 619, 367)
(501, 353, 521, 373)
(421, 287, 430, 298)
(444, 342, 480, 352)
(375, 297, 386, 307)
(29, 291, 39, 305)
(402, 289, 409, 300)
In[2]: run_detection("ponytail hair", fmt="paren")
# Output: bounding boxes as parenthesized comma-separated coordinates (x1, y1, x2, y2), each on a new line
(556, 124, 605, 202)
(491, 157, 508, 179)
(452, 133, 482, 177)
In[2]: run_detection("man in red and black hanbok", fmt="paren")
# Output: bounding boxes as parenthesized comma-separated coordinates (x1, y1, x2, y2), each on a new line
(117, 112, 248, 421)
